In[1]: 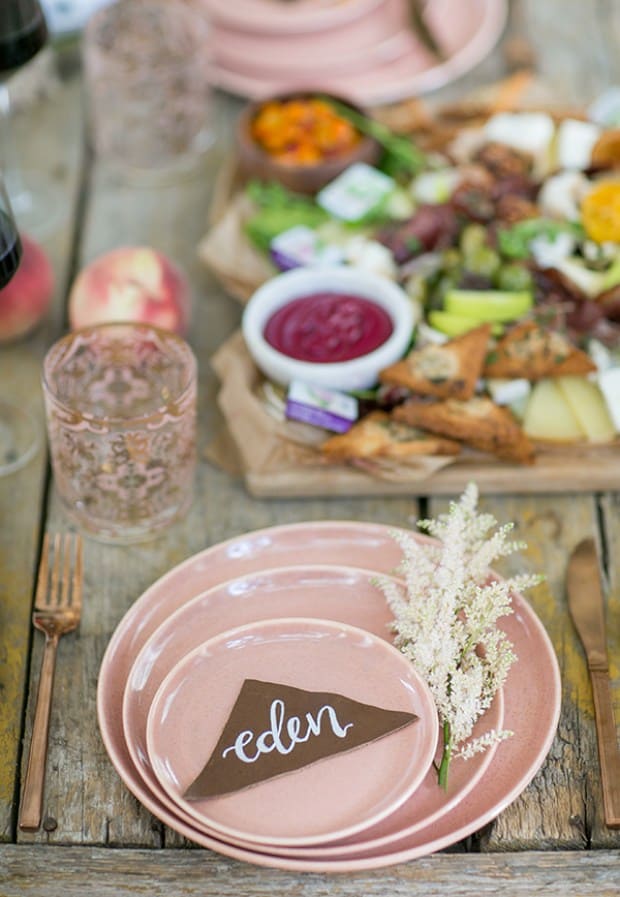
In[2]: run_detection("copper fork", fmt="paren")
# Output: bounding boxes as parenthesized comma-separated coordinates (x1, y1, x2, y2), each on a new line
(18, 533, 83, 832)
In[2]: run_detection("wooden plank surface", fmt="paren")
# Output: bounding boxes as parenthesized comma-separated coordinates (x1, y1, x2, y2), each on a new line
(1, 846, 620, 896)
(17, 104, 425, 847)
(3, 0, 620, 891)
(0, 69, 83, 842)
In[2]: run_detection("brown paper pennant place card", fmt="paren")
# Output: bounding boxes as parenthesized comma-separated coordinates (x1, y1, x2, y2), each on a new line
(184, 678, 418, 800)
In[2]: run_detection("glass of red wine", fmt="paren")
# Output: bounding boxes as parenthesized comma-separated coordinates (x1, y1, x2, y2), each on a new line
(0, 175, 41, 475)
(0, 0, 64, 239)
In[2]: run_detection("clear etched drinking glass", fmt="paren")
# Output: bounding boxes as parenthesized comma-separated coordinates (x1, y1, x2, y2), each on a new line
(82, 0, 213, 173)
(42, 322, 197, 542)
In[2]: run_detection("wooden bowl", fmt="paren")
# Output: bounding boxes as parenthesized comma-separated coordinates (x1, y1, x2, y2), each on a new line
(235, 91, 382, 195)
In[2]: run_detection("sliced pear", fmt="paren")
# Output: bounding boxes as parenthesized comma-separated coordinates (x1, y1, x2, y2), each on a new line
(523, 378, 586, 442)
(444, 289, 533, 323)
(428, 310, 503, 338)
(556, 376, 616, 443)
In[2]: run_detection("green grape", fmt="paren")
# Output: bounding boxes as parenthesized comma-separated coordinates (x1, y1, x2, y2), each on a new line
(459, 223, 488, 257)
(463, 245, 501, 279)
(442, 248, 462, 271)
(496, 262, 534, 292)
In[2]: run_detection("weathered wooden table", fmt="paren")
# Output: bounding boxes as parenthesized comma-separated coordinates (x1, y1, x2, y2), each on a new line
(1, 2, 619, 893)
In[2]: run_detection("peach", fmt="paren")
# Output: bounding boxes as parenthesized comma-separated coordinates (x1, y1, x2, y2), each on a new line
(68, 247, 191, 335)
(0, 233, 54, 343)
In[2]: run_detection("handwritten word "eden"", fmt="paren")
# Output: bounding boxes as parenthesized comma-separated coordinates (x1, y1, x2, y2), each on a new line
(222, 699, 354, 764)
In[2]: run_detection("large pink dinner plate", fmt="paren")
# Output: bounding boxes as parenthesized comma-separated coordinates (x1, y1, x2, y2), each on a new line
(146, 617, 439, 847)
(97, 521, 561, 871)
(122, 564, 503, 855)
(207, 0, 508, 106)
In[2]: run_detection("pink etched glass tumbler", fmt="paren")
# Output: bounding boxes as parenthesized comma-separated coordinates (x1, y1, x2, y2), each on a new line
(42, 322, 197, 543)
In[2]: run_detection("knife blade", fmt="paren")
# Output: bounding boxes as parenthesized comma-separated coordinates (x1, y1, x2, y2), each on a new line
(567, 538, 620, 828)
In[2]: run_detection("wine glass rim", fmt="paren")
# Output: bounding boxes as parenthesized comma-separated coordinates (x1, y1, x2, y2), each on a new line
(0, 398, 41, 477)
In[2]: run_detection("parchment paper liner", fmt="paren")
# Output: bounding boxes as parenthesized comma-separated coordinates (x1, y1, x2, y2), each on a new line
(207, 331, 454, 482)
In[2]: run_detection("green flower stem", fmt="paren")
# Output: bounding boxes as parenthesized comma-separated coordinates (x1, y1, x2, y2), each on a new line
(438, 720, 452, 790)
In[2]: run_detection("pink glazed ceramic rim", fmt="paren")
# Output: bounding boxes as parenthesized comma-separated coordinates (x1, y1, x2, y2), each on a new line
(201, 0, 387, 35)
(122, 563, 502, 857)
(97, 520, 560, 871)
(206, 0, 508, 106)
(146, 616, 439, 847)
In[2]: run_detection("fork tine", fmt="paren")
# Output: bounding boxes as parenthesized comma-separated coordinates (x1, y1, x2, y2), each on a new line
(60, 534, 72, 607)
(49, 533, 62, 609)
(72, 535, 83, 611)
(34, 533, 50, 609)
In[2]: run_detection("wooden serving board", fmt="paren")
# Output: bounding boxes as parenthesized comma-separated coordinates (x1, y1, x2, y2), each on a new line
(244, 447, 620, 497)
(202, 91, 620, 500)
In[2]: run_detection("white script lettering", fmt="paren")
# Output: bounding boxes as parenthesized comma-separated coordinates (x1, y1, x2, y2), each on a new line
(221, 699, 354, 764)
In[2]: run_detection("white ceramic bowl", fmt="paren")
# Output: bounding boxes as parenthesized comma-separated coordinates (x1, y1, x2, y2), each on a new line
(242, 267, 417, 391)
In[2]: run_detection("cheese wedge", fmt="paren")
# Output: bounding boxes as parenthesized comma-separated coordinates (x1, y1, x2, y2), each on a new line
(556, 376, 616, 442)
(523, 379, 585, 442)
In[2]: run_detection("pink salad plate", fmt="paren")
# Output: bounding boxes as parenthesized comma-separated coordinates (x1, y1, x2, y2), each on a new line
(97, 521, 561, 871)
(146, 617, 439, 848)
(122, 564, 503, 856)
(205, 0, 508, 106)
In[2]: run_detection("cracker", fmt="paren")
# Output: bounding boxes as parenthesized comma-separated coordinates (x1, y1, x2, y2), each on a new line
(394, 396, 536, 464)
(483, 321, 596, 380)
(321, 410, 461, 460)
(380, 324, 492, 400)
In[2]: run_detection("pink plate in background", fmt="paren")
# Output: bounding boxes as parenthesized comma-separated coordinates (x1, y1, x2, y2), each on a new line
(146, 617, 439, 847)
(206, 0, 508, 105)
(202, 0, 388, 35)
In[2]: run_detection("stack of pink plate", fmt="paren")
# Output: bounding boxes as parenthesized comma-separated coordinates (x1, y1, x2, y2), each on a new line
(97, 521, 560, 872)
(201, 0, 508, 105)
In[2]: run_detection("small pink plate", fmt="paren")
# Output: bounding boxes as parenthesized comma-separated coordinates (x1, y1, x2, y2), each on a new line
(146, 617, 439, 847)
(123, 565, 396, 816)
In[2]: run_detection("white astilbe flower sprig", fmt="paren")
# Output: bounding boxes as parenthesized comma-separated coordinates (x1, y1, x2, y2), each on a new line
(454, 728, 514, 761)
(374, 483, 542, 789)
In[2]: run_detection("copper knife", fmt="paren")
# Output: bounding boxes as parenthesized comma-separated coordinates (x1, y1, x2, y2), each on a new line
(567, 538, 620, 828)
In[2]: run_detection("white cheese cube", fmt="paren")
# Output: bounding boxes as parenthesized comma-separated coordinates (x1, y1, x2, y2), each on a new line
(483, 112, 555, 176)
(538, 170, 590, 221)
(556, 119, 601, 170)
(343, 236, 397, 280)
(486, 378, 531, 406)
(412, 169, 461, 204)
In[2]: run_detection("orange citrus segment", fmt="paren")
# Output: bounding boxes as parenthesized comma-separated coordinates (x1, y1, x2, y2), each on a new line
(581, 181, 620, 242)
